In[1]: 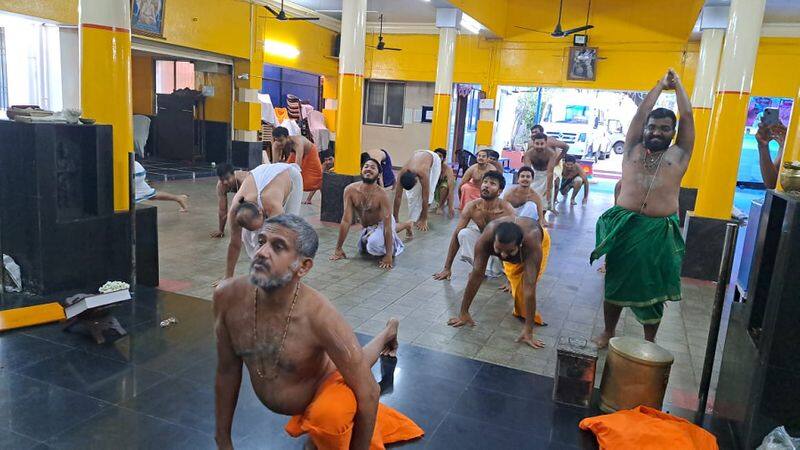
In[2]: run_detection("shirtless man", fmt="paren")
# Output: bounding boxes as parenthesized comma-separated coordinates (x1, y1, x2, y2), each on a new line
(393, 149, 443, 231)
(222, 163, 303, 281)
(331, 159, 413, 270)
(431, 148, 456, 218)
(553, 155, 590, 206)
(214, 214, 423, 450)
(590, 68, 694, 347)
(530, 125, 569, 203)
(433, 171, 515, 281)
(756, 121, 788, 189)
(523, 134, 563, 211)
(272, 127, 324, 205)
(211, 163, 250, 238)
(457, 149, 499, 210)
(441, 216, 547, 349)
(361, 148, 396, 189)
(503, 167, 547, 229)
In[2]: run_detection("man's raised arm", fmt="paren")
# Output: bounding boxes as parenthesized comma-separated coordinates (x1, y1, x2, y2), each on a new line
(625, 71, 670, 156)
(671, 71, 695, 162)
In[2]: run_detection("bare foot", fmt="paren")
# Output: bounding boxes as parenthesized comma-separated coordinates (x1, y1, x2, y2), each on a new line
(177, 195, 189, 212)
(379, 319, 399, 357)
(570, 199, 577, 206)
(597, 263, 606, 273)
(302, 200, 313, 205)
(593, 331, 614, 349)
(499, 283, 511, 293)
(404, 228, 414, 241)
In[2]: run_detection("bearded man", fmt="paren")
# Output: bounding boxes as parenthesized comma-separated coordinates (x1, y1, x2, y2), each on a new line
(590, 68, 694, 347)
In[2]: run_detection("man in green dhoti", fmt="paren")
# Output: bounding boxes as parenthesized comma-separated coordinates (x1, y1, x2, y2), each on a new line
(591, 69, 694, 347)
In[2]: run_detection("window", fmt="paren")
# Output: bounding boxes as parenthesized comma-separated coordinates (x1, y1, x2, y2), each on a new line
(155, 60, 195, 94)
(0, 28, 7, 110)
(261, 65, 321, 110)
(364, 80, 404, 127)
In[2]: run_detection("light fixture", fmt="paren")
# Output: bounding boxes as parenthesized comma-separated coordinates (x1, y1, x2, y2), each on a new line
(460, 13, 481, 34)
(264, 40, 300, 58)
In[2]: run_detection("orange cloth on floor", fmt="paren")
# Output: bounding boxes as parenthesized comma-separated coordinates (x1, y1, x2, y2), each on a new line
(502, 227, 550, 326)
(288, 145, 323, 191)
(285, 371, 424, 450)
(459, 181, 481, 210)
(579, 406, 718, 450)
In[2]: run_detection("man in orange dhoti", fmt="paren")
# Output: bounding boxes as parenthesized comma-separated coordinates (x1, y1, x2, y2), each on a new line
(214, 215, 423, 449)
(273, 126, 325, 205)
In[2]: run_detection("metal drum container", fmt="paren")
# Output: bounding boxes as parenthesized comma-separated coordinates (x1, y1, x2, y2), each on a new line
(599, 337, 674, 413)
(553, 336, 598, 408)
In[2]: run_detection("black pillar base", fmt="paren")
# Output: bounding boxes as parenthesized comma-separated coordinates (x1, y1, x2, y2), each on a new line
(678, 187, 698, 227)
(231, 141, 262, 169)
(321, 172, 360, 223)
(681, 212, 736, 281)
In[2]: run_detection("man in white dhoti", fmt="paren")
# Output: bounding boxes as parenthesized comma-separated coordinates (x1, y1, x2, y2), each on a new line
(330, 159, 412, 269)
(133, 160, 189, 212)
(220, 163, 303, 281)
(433, 172, 516, 281)
(393, 150, 442, 231)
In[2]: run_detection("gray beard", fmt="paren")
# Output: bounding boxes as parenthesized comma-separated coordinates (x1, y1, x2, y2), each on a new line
(250, 270, 293, 292)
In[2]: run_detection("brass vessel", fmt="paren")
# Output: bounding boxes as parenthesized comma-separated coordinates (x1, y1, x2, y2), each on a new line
(781, 161, 800, 193)
(599, 337, 674, 413)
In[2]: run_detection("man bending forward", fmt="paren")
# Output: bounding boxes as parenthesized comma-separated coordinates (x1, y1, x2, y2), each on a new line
(214, 214, 423, 449)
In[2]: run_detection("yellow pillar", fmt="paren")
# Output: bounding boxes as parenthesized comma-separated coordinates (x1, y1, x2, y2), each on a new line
(430, 26, 456, 150)
(694, 0, 766, 219)
(80, 0, 133, 212)
(321, 75, 338, 133)
(476, 82, 497, 147)
(333, 0, 367, 175)
(777, 86, 800, 190)
(682, 28, 724, 189)
(234, 5, 266, 143)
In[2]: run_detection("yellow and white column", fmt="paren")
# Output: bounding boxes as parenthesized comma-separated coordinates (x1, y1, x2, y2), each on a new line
(430, 26, 457, 151)
(80, 0, 133, 211)
(777, 86, 800, 190)
(234, 5, 266, 147)
(694, 0, 766, 219)
(682, 28, 725, 190)
(333, 0, 367, 175)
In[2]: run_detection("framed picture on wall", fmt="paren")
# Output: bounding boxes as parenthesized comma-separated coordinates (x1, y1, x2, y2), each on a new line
(421, 106, 434, 123)
(567, 46, 597, 81)
(131, 0, 166, 38)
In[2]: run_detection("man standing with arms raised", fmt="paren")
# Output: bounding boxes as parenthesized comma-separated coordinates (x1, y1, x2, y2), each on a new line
(591, 68, 694, 347)
(331, 159, 413, 269)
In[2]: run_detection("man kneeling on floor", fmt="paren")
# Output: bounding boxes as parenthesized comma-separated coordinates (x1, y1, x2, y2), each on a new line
(214, 214, 424, 450)
(331, 158, 413, 269)
(444, 217, 548, 349)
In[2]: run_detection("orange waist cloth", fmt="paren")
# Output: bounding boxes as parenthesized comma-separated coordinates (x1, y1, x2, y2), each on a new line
(288, 145, 323, 191)
(285, 371, 424, 450)
(579, 406, 718, 450)
(274, 107, 289, 123)
(502, 227, 550, 326)
(459, 181, 481, 210)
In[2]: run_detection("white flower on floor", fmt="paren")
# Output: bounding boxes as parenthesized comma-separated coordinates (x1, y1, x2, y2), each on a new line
(99, 281, 130, 293)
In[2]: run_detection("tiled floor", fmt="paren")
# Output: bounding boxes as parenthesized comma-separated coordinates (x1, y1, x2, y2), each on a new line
(146, 176, 717, 412)
(1, 288, 605, 449)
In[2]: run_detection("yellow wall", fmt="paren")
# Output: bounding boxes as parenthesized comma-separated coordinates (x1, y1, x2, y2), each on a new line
(131, 54, 154, 115)
(0, 0, 76, 23)
(448, 0, 509, 37)
(751, 38, 800, 97)
(198, 72, 232, 123)
(264, 20, 339, 77)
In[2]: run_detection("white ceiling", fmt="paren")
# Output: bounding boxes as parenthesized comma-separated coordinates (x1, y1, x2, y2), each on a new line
(704, 0, 800, 23)
(288, 0, 455, 23)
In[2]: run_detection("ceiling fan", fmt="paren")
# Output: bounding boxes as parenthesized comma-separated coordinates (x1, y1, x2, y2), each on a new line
(264, 0, 319, 21)
(515, 0, 594, 37)
(368, 14, 401, 51)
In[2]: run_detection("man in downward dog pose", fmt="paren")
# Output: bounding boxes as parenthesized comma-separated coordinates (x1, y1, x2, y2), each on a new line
(591, 68, 694, 347)
(211, 163, 250, 238)
(214, 214, 424, 449)
(393, 149, 443, 231)
(441, 217, 548, 348)
(272, 126, 324, 205)
(431, 148, 456, 218)
(221, 163, 303, 282)
(331, 159, 413, 270)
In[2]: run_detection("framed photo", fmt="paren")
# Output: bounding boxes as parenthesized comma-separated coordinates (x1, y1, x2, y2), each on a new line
(567, 46, 597, 81)
(421, 106, 434, 123)
(131, 0, 166, 38)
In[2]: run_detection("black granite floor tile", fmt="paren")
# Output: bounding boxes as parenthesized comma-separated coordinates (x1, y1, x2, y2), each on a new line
(43, 405, 216, 450)
(449, 386, 554, 439)
(426, 413, 540, 450)
(548, 405, 597, 448)
(379, 396, 448, 442)
(470, 363, 555, 402)
(392, 344, 484, 385)
(0, 333, 73, 372)
(16, 349, 166, 404)
(378, 367, 470, 413)
(0, 371, 108, 442)
(0, 428, 40, 450)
